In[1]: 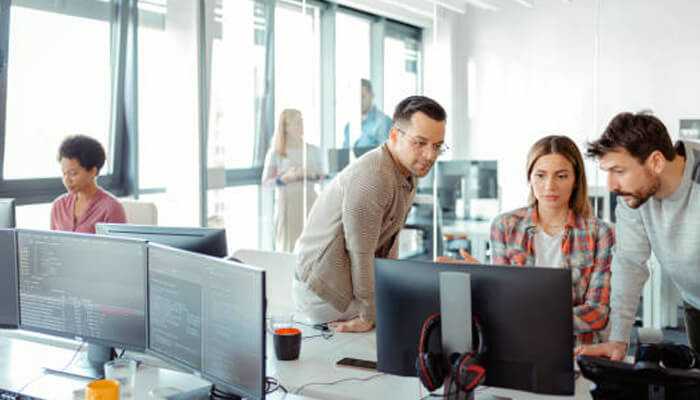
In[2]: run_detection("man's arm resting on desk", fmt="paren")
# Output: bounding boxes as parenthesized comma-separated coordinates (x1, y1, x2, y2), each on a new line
(329, 317, 373, 332)
(337, 168, 392, 333)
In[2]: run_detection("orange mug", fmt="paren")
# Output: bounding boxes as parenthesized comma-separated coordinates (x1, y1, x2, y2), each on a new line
(85, 379, 120, 400)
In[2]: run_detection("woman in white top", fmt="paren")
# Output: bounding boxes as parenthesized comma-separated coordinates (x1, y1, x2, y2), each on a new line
(262, 109, 324, 252)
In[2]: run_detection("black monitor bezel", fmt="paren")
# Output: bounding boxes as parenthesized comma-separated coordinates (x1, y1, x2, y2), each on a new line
(146, 243, 267, 400)
(0, 198, 16, 229)
(15, 229, 149, 352)
(96, 223, 228, 258)
(0, 228, 19, 329)
(375, 258, 575, 395)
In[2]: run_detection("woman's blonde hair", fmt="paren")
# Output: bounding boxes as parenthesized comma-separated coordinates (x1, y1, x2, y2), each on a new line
(526, 135, 591, 218)
(273, 109, 302, 157)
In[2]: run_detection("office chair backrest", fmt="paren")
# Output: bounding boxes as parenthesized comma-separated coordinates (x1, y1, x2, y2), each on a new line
(232, 249, 296, 316)
(121, 200, 158, 225)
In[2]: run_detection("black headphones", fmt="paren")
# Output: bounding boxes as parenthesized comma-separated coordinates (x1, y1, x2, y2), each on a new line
(635, 342, 700, 370)
(415, 313, 486, 393)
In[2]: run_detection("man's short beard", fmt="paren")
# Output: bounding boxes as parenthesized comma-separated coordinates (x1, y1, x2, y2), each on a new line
(615, 174, 660, 209)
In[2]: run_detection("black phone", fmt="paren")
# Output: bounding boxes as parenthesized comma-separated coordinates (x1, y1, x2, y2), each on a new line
(335, 357, 377, 371)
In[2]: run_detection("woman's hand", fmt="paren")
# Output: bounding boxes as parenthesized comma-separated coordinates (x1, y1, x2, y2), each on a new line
(280, 167, 303, 183)
(435, 249, 480, 265)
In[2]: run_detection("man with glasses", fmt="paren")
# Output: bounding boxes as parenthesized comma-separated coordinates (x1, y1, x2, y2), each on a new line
(294, 96, 447, 332)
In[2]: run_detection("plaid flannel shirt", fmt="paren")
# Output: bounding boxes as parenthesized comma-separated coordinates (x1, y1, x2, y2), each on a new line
(490, 206, 615, 347)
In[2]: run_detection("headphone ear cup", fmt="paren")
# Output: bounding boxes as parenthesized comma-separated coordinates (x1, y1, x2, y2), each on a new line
(452, 352, 486, 393)
(473, 317, 486, 357)
(416, 352, 447, 392)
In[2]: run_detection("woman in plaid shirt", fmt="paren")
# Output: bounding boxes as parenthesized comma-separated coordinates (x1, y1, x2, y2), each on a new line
(445, 135, 614, 346)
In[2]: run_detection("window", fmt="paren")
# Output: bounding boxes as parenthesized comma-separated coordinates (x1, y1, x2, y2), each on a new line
(383, 23, 421, 114)
(274, 0, 321, 147)
(0, 0, 133, 205)
(335, 11, 371, 148)
(4, 3, 112, 180)
(137, 0, 169, 190)
(205, 0, 273, 244)
(208, 0, 269, 171)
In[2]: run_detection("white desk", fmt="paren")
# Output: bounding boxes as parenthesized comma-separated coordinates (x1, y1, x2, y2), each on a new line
(1, 325, 594, 400)
(0, 331, 309, 400)
(267, 325, 594, 400)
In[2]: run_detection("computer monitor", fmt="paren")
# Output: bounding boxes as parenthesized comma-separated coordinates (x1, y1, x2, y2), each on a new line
(16, 229, 148, 377)
(0, 229, 18, 329)
(148, 243, 266, 399)
(96, 223, 228, 257)
(427, 160, 498, 213)
(375, 259, 574, 395)
(0, 198, 16, 228)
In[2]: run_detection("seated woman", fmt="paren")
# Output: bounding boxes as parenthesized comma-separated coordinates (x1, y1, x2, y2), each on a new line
(51, 135, 126, 233)
(441, 135, 614, 347)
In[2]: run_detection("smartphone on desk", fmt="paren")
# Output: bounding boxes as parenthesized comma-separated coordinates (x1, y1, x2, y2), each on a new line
(335, 357, 377, 371)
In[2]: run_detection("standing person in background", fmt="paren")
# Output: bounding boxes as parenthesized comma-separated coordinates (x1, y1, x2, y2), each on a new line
(262, 109, 324, 252)
(342, 79, 392, 157)
(51, 135, 126, 234)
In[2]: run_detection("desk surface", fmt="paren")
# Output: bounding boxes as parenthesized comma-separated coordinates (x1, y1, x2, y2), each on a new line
(1, 326, 593, 400)
(0, 331, 306, 400)
(270, 325, 594, 400)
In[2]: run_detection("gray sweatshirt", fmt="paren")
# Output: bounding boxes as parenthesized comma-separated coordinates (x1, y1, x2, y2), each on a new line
(609, 140, 700, 343)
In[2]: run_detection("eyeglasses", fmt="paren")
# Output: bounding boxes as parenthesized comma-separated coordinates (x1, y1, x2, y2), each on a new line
(394, 126, 449, 156)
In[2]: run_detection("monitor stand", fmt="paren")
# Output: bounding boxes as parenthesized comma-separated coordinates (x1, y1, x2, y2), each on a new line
(44, 343, 117, 380)
(440, 272, 474, 400)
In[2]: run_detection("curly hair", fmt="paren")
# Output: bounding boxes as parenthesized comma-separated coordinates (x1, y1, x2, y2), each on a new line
(57, 135, 106, 173)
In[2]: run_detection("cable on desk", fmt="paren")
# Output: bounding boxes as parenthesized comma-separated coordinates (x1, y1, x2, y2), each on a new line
(15, 342, 85, 393)
(302, 331, 334, 341)
(265, 376, 288, 395)
(292, 373, 385, 395)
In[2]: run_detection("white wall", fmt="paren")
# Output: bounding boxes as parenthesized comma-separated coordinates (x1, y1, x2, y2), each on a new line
(423, 7, 459, 146)
(451, 0, 700, 211)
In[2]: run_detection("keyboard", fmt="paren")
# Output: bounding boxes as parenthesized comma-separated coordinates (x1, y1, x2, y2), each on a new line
(0, 389, 44, 400)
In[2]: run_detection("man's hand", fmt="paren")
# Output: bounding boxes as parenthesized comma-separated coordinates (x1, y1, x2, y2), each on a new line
(575, 341, 628, 361)
(329, 317, 374, 333)
(435, 249, 480, 265)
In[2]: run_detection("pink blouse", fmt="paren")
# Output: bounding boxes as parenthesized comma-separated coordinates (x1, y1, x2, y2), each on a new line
(50, 187, 127, 234)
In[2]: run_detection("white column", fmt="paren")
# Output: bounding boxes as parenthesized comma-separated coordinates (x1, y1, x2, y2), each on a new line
(162, 0, 203, 226)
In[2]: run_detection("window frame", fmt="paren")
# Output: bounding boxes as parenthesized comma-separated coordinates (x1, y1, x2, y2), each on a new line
(0, 0, 135, 205)
(0, 0, 424, 211)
